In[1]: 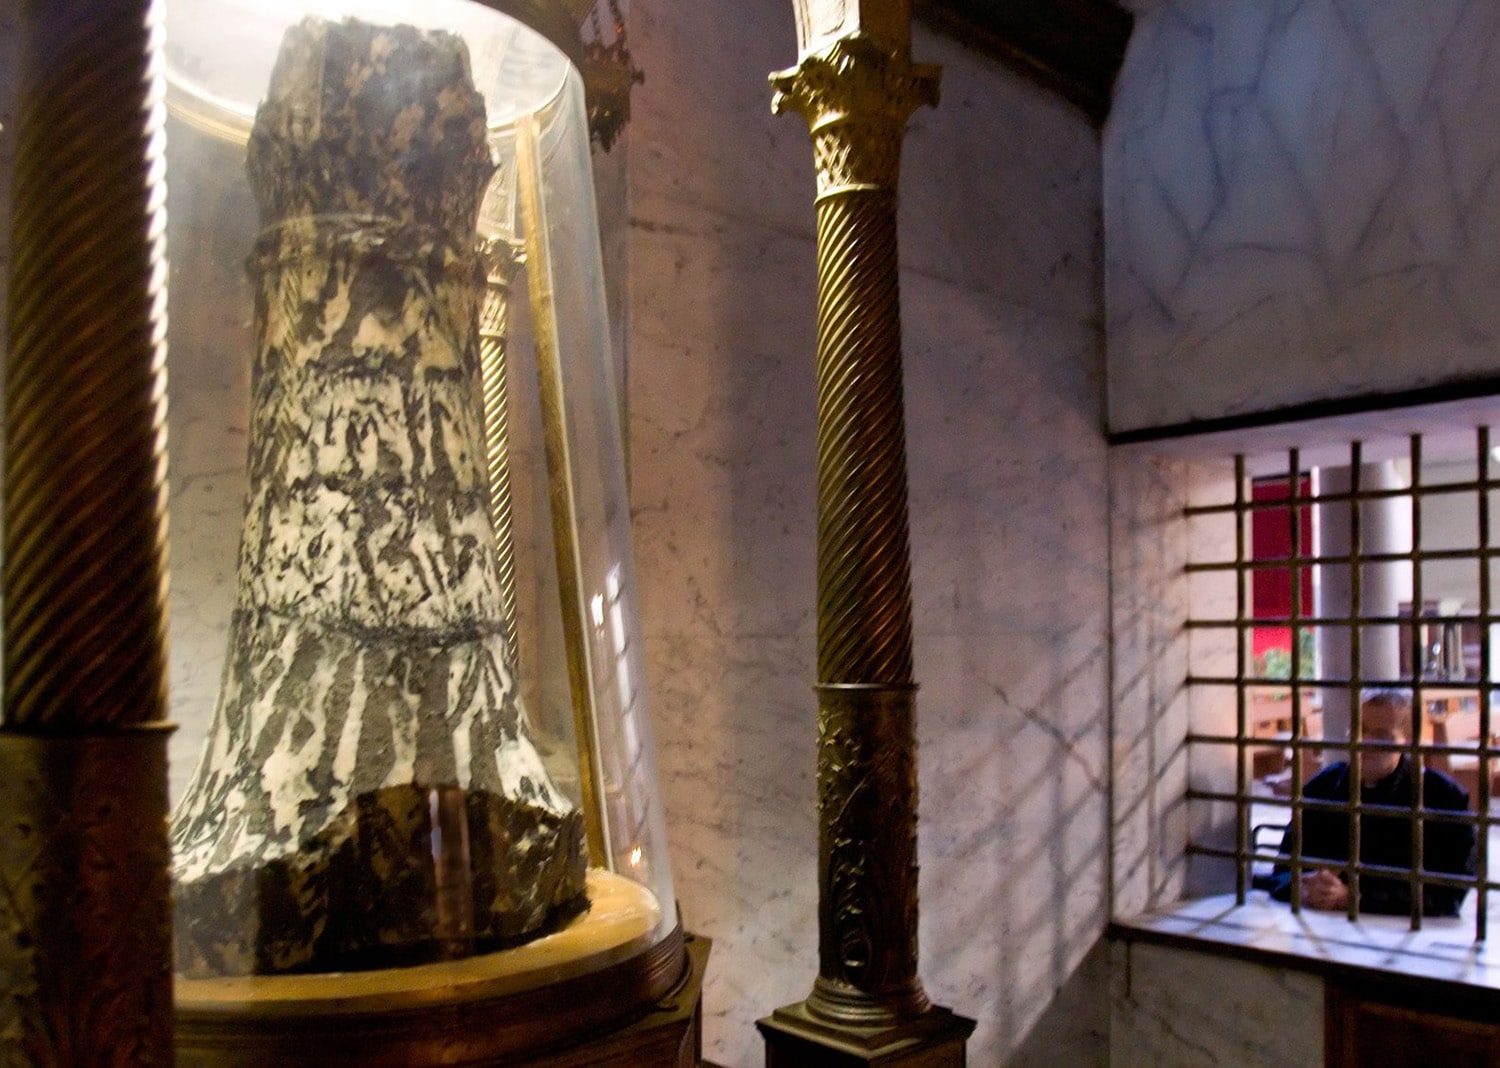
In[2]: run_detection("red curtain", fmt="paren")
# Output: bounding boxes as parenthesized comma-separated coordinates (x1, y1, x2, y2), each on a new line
(1252, 475, 1313, 659)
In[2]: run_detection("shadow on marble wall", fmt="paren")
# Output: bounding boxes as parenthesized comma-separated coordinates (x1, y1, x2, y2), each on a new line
(899, 30, 1110, 1057)
(1006, 935, 1111, 1067)
(1110, 451, 1195, 917)
(624, 5, 823, 1066)
(1110, 452, 1245, 916)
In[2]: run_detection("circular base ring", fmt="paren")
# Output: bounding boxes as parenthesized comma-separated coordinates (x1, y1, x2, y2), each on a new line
(176, 872, 686, 1066)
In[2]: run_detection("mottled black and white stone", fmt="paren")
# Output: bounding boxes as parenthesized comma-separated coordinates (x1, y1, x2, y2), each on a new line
(171, 17, 587, 978)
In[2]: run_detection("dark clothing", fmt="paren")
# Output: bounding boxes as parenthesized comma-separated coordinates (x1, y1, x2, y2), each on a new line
(1269, 757, 1477, 917)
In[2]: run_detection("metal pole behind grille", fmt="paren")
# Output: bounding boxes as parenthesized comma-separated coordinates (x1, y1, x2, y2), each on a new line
(1477, 427, 1493, 941)
(1235, 455, 1249, 904)
(1286, 451, 1305, 913)
(1408, 435, 1426, 930)
(1347, 444, 1364, 919)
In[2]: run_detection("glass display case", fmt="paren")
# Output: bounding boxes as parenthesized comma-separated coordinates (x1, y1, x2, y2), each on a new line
(154, 0, 686, 1059)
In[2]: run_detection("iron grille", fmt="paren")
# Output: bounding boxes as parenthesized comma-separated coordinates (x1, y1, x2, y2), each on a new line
(1183, 430, 1499, 938)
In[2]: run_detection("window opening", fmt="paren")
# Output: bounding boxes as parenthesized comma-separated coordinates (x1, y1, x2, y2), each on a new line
(1184, 430, 1495, 940)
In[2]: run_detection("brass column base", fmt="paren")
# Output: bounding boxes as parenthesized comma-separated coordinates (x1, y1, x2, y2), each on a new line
(0, 726, 176, 1064)
(758, 999, 975, 1067)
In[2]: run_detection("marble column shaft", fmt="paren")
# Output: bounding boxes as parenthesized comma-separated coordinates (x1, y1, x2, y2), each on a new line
(169, 18, 586, 978)
(1316, 461, 1413, 742)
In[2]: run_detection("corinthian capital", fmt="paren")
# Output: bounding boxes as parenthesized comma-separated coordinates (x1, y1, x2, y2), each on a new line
(770, 33, 940, 196)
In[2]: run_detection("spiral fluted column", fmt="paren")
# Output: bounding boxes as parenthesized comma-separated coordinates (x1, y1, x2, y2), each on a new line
(0, 0, 174, 1061)
(759, 26, 973, 1068)
(481, 236, 526, 668)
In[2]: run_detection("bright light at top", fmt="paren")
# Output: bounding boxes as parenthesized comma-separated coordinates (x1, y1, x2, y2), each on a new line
(163, 0, 573, 142)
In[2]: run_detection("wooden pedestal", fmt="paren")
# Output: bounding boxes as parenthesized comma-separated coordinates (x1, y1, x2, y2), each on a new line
(176, 917, 708, 1066)
(530, 933, 710, 1067)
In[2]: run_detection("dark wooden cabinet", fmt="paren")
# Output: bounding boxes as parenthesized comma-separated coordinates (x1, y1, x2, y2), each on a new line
(1327, 978, 1500, 1067)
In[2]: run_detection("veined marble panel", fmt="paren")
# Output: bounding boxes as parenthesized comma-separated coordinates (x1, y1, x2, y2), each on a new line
(626, 0, 811, 237)
(1107, 0, 1500, 433)
(1124, 892, 1500, 986)
(1110, 939, 1324, 1067)
(1109, 453, 1188, 917)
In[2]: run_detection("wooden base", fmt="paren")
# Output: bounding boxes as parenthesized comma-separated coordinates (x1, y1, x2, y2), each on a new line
(1326, 973, 1500, 1067)
(530, 932, 709, 1067)
(176, 913, 707, 1066)
(758, 1000, 975, 1067)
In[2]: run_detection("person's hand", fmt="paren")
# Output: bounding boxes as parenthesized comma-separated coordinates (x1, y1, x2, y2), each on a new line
(1299, 868, 1350, 910)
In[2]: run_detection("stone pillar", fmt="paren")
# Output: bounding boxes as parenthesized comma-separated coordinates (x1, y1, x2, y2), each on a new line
(1316, 462, 1412, 742)
(168, 18, 587, 978)
(757, 9, 974, 1064)
(0, 0, 173, 1060)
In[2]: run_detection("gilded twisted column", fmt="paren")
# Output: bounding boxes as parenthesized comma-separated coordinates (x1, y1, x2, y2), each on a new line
(759, 29, 972, 1065)
(481, 235, 526, 667)
(0, 0, 173, 1061)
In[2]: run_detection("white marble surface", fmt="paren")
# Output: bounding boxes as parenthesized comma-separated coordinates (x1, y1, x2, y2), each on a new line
(1106, 0, 1500, 434)
(627, 4, 1109, 1063)
(1109, 453, 1193, 918)
(1110, 937, 1324, 1067)
(622, 11, 822, 1062)
(899, 62, 1107, 1065)
(1121, 891, 1500, 989)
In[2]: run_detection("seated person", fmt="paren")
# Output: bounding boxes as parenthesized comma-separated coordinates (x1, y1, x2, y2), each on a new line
(1268, 688, 1477, 916)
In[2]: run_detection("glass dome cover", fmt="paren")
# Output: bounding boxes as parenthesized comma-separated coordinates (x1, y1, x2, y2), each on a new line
(164, 0, 578, 142)
(161, 0, 673, 999)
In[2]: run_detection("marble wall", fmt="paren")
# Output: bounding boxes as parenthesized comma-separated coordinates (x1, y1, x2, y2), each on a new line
(1110, 939, 1324, 1066)
(1106, 0, 1500, 434)
(1109, 453, 1194, 918)
(624, 2, 1109, 1063)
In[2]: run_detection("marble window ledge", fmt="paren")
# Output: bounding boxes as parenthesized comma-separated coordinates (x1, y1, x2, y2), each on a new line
(1113, 892, 1500, 993)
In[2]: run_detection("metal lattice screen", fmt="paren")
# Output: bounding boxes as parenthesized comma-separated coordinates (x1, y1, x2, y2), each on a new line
(1184, 429, 1500, 939)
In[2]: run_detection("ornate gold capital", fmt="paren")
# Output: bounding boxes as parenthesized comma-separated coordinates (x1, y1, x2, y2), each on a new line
(770, 33, 939, 197)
